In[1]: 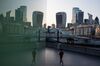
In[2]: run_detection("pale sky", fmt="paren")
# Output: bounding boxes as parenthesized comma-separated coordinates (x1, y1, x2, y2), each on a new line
(0, 0, 100, 26)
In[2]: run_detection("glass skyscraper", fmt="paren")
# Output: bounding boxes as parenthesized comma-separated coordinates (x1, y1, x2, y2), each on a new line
(32, 11, 43, 28)
(56, 12, 66, 28)
(15, 6, 27, 22)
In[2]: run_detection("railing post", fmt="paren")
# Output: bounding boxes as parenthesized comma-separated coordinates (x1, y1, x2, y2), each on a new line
(57, 29, 59, 42)
(38, 28, 40, 41)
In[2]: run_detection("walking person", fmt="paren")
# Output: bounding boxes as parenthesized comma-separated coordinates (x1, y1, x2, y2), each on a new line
(32, 48, 37, 64)
(59, 49, 64, 65)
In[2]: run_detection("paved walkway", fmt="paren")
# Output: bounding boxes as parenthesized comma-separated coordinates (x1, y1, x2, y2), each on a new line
(41, 48, 100, 66)
(0, 48, 100, 66)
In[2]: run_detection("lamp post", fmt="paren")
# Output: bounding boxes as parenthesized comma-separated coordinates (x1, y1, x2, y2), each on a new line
(38, 28, 40, 42)
(57, 29, 59, 42)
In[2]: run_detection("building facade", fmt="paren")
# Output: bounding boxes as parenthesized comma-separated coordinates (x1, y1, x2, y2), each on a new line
(95, 25, 100, 36)
(88, 13, 94, 24)
(32, 11, 43, 28)
(76, 10, 84, 24)
(75, 25, 95, 36)
(72, 7, 84, 25)
(15, 6, 27, 22)
(56, 12, 66, 28)
(72, 7, 79, 24)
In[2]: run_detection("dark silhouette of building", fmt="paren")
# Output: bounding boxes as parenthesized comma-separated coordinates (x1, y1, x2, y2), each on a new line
(0, 14, 5, 22)
(88, 13, 94, 24)
(76, 10, 84, 24)
(15, 6, 27, 22)
(56, 12, 66, 28)
(84, 19, 89, 24)
(6, 11, 11, 22)
(32, 11, 43, 28)
(94, 17, 99, 25)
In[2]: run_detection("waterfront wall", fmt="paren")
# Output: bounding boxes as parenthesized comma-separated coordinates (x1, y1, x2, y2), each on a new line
(46, 42, 100, 56)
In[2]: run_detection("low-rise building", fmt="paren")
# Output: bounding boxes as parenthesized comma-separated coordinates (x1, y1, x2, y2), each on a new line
(2, 22, 24, 35)
(75, 25, 95, 36)
(95, 25, 100, 36)
(68, 24, 96, 36)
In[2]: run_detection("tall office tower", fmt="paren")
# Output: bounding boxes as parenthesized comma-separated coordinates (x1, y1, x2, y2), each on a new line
(94, 17, 99, 25)
(72, 7, 80, 24)
(88, 13, 93, 24)
(20, 6, 27, 22)
(6, 11, 11, 22)
(32, 11, 43, 28)
(76, 10, 84, 24)
(56, 12, 66, 28)
(15, 8, 20, 22)
(15, 6, 27, 22)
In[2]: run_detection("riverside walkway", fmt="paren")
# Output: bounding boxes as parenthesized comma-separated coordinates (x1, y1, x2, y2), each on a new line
(0, 48, 100, 66)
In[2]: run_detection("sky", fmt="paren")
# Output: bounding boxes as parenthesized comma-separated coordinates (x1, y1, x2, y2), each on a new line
(0, 0, 100, 26)
(0, 0, 46, 25)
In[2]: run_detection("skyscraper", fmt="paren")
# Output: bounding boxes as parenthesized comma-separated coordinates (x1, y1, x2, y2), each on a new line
(88, 13, 93, 24)
(6, 11, 11, 22)
(15, 8, 20, 22)
(32, 11, 43, 28)
(94, 16, 99, 25)
(20, 6, 27, 22)
(72, 7, 79, 24)
(15, 6, 27, 22)
(76, 10, 84, 24)
(56, 12, 66, 28)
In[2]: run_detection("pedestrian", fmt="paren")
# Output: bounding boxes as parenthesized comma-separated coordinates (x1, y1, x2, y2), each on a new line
(59, 49, 64, 64)
(32, 48, 36, 64)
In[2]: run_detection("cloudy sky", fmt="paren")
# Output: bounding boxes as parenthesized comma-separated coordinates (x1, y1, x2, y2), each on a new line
(0, 0, 100, 26)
